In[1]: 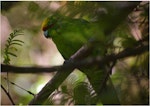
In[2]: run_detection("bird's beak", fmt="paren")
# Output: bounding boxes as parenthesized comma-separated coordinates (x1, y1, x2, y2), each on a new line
(44, 30, 49, 38)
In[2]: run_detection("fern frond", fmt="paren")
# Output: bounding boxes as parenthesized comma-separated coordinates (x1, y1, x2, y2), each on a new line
(3, 29, 24, 64)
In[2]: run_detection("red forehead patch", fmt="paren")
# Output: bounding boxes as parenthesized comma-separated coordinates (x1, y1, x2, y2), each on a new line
(42, 24, 55, 31)
(42, 26, 47, 31)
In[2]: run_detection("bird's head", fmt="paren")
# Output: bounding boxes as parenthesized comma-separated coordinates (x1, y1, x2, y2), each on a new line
(42, 15, 59, 38)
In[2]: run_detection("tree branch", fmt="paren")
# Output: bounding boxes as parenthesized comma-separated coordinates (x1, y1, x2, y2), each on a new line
(1, 64, 60, 73)
(1, 39, 148, 73)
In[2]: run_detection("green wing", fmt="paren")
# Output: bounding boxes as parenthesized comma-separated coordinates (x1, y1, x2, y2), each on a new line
(49, 17, 92, 59)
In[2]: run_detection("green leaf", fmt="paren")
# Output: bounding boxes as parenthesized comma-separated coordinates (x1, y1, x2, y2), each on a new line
(12, 39, 24, 43)
(7, 52, 17, 57)
(9, 42, 23, 46)
(14, 32, 24, 36)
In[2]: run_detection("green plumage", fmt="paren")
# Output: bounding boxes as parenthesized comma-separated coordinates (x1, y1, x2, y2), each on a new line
(42, 15, 103, 59)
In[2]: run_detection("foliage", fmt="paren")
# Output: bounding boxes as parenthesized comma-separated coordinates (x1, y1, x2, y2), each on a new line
(2, 29, 25, 105)
(3, 29, 24, 64)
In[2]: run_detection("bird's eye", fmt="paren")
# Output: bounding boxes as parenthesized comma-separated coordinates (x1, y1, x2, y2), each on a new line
(44, 30, 49, 38)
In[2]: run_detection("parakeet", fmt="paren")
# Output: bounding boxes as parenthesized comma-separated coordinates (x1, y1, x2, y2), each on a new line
(42, 14, 97, 60)
(42, 14, 119, 104)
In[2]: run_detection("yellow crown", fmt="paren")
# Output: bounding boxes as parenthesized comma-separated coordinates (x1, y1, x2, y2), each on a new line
(42, 18, 50, 31)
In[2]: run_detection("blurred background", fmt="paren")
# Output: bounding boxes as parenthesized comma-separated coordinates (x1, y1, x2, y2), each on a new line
(1, 1, 149, 105)
(1, 1, 65, 105)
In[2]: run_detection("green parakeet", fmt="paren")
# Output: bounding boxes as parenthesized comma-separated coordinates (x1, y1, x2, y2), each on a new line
(42, 14, 119, 104)
(42, 15, 101, 59)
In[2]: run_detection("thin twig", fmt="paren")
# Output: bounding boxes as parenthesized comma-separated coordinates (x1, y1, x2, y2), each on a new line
(3, 77, 35, 96)
(98, 60, 116, 95)
(1, 84, 15, 105)
(6, 72, 9, 93)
